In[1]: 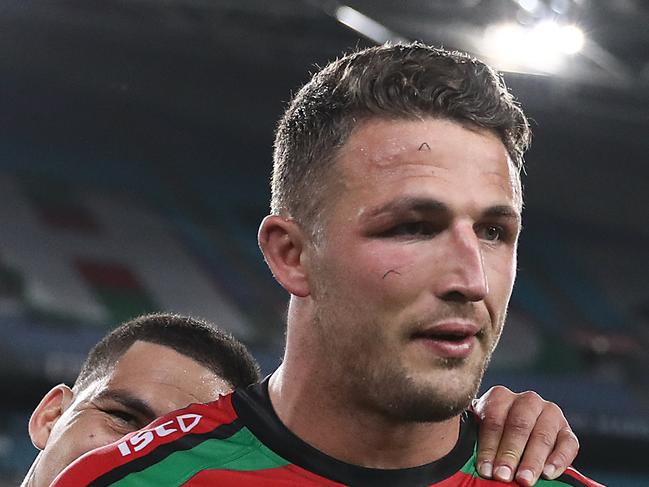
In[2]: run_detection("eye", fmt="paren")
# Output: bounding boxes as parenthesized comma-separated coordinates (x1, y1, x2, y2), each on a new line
(105, 409, 138, 426)
(476, 224, 503, 242)
(384, 221, 438, 238)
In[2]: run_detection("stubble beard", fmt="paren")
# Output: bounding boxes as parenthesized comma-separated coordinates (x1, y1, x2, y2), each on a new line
(313, 303, 499, 425)
(357, 352, 494, 423)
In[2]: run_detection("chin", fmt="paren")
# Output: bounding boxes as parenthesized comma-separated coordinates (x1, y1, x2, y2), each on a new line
(386, 388, 473, 423)
(374, 371, 481, 423)
(420, 362, 487, 417)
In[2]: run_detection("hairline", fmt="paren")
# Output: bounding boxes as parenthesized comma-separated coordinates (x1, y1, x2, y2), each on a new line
(72, 338, 228, 394)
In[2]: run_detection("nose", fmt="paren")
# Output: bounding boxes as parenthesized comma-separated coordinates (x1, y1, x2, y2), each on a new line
(435, 222, 488, 302)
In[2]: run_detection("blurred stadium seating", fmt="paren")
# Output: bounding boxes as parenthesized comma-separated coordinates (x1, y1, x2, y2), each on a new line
(0, 163, 646, 482)
(1, 0, 648, 484)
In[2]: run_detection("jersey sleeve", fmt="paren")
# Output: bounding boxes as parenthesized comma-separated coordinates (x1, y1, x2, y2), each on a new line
(50, 394, 238, 487)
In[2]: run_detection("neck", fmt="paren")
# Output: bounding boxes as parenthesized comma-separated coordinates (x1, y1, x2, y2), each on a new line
(21, 456, 39, 487)
(269, 369, 460, 469)
(270, 307, 461, 468)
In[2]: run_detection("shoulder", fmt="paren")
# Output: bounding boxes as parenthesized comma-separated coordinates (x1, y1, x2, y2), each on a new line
(51, 393, 242, 486)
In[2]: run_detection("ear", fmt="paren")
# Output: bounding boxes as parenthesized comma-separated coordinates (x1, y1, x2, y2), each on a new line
(28, 384, 74, 450)
(258, 215, 311, 297)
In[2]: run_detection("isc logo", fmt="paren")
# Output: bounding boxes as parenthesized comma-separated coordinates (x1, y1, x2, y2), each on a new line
(117, 413, 203, 456)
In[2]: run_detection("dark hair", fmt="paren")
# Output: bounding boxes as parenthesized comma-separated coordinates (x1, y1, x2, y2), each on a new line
(73, 313, 260, 392)
(272, 42, 530, 228)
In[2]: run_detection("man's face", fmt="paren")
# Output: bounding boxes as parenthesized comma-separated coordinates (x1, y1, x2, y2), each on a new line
(308, 118, 520, 422)
(29, 341, 230, 487)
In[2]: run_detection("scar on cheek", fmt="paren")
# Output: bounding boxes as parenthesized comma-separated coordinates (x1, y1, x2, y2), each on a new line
(418, 142, 431, 151)
(382, 269, 402, 279)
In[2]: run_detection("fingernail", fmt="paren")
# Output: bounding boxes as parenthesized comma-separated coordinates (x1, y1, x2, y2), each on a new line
(543, 464, 557, 478)
(478, 461, 493, 478)
(494, 465, 513, 482)
(518, 469, 535, 485)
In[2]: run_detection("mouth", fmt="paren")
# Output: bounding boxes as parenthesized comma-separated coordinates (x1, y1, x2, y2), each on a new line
(410, 322, 482, 359)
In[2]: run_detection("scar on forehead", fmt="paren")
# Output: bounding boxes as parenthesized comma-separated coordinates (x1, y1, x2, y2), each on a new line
(382, 269, 402, 279)
(418, 142, 431, 151)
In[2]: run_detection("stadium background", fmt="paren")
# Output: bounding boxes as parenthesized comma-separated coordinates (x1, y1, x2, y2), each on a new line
(0, 0, 648, 484)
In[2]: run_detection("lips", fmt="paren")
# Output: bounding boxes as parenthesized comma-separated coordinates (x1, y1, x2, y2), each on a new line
(411, 322, 481, 359)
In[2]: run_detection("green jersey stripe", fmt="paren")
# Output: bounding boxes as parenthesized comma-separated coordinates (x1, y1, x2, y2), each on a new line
(90, 419, 245, 486)
(458, 445, 479, 476)
(106, 427, 291, 486)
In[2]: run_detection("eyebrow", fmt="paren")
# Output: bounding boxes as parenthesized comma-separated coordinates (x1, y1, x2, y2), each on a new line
(93, 389, 157, 420)
(363, 197, 520, 222)
(363, 197, 448, 219)
(481, 205, 521, 223)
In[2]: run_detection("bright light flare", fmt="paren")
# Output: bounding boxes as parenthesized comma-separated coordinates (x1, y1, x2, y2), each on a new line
(334, 6, 405, 44)
(484, 21, 585, 72)
(518, 0, 540, 13)
(559, 24, 585, 54)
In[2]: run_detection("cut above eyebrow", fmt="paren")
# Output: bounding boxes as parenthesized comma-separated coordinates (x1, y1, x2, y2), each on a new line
(94, 389, 157, 420)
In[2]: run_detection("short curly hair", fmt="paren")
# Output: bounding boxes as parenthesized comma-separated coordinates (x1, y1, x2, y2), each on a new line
(73, 313, 260, 393)
(271, 42, 530, 230)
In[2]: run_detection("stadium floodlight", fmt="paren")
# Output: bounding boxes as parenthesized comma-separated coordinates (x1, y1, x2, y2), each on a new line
(483, 21, 585, 73)
(558, 24, 585, 54)
(334, 5, 407, 44)
(518, 0, 540, 13)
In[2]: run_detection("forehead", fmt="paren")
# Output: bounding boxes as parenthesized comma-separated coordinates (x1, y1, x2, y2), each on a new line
(333, 117, 519, 211)
(88, 341, 229, 414)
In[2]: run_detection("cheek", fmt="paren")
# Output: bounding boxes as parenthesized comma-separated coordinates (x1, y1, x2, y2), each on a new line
(342, 242, 424, 302)
(485, 252, 517, 309)
(491, 250, 516, 285)
(43, 421, 116, 479)
(75, 415, 128, 450)
(72, 424, 121, 456)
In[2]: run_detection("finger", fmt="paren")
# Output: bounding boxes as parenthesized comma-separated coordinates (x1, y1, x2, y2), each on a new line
(492, 391, 544, 483)
(513, 403, 567, 486)
(472, 386, 513, 479)
(542, 426, 580, 480)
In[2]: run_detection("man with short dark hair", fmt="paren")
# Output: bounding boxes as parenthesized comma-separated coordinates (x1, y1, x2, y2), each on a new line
(53, 43, 599, 486)
(21, 313, 260, 487)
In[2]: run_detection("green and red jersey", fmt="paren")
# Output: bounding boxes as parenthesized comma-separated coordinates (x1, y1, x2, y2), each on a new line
(52, 380, 603, 486)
